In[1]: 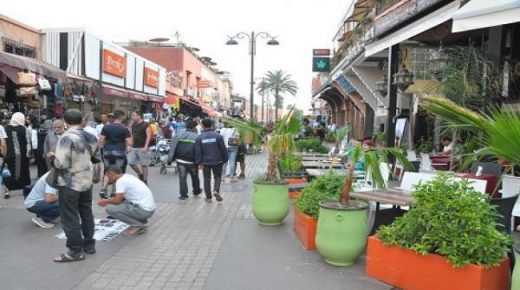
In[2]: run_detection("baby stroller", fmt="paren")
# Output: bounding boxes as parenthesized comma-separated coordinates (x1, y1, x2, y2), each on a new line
(157, 138, 175, 174)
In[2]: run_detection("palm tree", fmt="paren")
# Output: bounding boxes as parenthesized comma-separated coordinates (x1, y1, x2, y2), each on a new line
(257, 70, 298, 121)
(422, 95, 520, 166)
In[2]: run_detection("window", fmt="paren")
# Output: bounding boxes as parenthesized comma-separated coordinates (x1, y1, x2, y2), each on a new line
(411, 48, 434, 81)
(3, 37, 37, 58)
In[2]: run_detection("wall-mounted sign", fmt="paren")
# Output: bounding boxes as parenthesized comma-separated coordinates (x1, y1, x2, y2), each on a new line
(312, 57, 331, 72)
(103, 49, 127, 78)
(313, 49, 331, 56)
(144, 67, 159, 88)
(197, 80, 212, 88)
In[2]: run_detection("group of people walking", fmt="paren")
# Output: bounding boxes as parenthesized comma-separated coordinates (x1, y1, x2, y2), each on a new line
(2, 108, 247, 263)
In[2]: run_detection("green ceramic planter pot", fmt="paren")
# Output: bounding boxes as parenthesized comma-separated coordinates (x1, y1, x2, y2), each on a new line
(252, 182, 289, 226)
(512, 250, 520, 290)
(316, 200, 368, 266)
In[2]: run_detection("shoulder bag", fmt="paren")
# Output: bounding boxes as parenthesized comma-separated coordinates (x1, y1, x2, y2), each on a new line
(228, 129, 239, 147)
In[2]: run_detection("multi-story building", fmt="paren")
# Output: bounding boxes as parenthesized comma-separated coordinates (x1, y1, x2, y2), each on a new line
(124, 42, 231, 117)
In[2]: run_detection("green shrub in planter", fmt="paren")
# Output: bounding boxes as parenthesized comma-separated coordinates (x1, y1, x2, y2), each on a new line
(295, 138, 329, 153)
(377, 173, 511, 267)
(295, 172, 343, 218)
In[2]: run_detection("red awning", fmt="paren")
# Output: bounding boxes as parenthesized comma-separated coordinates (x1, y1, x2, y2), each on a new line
(166, 94, 178, 105)
(148, 95, 164, 103)
(102, 85, 147, 101)
(200, 103, 222, 117)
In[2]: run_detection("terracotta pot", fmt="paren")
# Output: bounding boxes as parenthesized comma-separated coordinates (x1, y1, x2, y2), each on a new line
(293, 206, 317, 250)
(366, 236, 510, 290)
(244, 131, 254, 144)
(285, 178, 307, 200)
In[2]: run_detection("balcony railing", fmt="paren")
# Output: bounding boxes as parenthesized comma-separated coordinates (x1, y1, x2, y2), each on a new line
(374, 0, 446, 37)
(331, 24, 375, 70)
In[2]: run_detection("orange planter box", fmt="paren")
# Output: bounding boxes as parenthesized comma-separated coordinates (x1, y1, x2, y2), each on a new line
(286, 178, 307, 200)
(293, 207, 317, 250)
(366, 236, 510, 290)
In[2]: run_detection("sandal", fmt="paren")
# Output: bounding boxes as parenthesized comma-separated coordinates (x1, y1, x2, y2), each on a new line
(53, 252, 85, 263)
(3, 193, 10, 200)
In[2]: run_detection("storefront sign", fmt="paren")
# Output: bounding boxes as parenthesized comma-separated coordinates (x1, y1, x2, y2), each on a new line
(374, 0, 443, 36)
(103, 49, 127, 78)
(197, 80, 212, 88)
(313, 49, 331, 56)
(144, 67, 159, 88)
(102, 86, 128, 98)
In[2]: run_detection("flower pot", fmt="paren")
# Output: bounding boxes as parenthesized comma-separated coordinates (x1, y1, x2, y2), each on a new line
(252, 182, 289, 226)
(315, 200, 368, 266)
(293, 206, 317, 250)
(244, 131, 254, 145)
(286, 177, 307, 200)
(366, 236, 510, 290)
(512, 248, 520, 290)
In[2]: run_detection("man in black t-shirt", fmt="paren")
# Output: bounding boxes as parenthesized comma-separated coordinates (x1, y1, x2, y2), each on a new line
(98, 110, 133, 197)
(128, 111, 152, 184)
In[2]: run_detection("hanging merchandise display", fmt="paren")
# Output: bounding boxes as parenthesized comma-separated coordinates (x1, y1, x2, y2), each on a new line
(37, 77, 52, 91)
(16, 70, 37, 86)
(18, 86, 38, 96)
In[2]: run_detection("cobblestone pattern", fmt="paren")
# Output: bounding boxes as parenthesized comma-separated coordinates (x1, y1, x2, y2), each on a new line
(75, 153, 267, 290)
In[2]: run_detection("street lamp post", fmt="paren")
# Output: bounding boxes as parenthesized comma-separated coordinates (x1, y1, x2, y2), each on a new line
(226, 31, 279, 120)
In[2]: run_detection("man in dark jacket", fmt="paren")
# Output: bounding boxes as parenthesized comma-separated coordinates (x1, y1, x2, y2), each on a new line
(168, 120, 201, 200)
(195, 119, 228, 202)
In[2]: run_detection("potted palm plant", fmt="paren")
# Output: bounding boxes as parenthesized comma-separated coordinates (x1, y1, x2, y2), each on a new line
(229, 107, 301, 225)
(315, 142, 412, 266)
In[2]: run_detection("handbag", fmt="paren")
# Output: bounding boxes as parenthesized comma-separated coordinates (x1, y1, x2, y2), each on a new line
(92, 163, 101, 184)
(1, 167, 11, 178)
(17, 71, 37, 85)
(46, 167, 60, 188)
(37, 77, 52, 91)
(227, 129, 239, 147)
(18, 86, 38, 96)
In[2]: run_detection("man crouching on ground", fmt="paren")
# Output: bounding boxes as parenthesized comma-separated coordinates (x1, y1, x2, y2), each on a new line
(97, 166, 156, 235)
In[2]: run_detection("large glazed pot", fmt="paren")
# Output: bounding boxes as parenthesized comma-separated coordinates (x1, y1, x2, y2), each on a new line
(315, 200, 368, 266)
(252, 182, 289, 226)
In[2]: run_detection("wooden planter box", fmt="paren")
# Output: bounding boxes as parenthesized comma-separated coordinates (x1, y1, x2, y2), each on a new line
(366, 236, 510, 290)
(293, 206, 317, 250)
(285, 178, 307, 200)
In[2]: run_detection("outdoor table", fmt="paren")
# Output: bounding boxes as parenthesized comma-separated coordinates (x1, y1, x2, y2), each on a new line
(304, 168, 365, 181)
(350, 188, 412, 207)
(301, 161, 343, 169)
(457, 172, 499, 197)
(301, 156, 331, 161)
(295, 152, 330, 158)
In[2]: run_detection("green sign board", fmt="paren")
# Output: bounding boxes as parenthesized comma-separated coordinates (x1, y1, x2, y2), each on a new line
(312, 57, 330, 72)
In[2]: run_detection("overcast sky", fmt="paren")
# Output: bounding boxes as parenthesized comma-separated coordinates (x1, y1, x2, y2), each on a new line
(0, 0, 351, 111)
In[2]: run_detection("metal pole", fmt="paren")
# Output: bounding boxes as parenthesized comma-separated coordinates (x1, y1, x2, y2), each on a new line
(250, 31, 255, 121)
(261, 91, 265, 122)
(387, 44, 399, 162)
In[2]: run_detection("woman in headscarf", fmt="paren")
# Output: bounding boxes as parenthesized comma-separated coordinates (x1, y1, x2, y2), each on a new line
(35, 119, 52, 177)
(3, 112, 31, 198)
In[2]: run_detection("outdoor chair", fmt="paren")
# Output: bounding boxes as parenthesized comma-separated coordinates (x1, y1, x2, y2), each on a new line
(470, 162, 503, 177)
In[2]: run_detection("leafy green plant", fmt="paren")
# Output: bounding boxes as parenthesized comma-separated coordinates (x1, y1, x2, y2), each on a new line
(295, 138, 329, 153)
(377, 173, 511, 268)
(279, 153, 302, 172)
(295, 172, 343, 218)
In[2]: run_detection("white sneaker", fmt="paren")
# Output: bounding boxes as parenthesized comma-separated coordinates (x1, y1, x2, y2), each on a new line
(32, 217, 55, 229)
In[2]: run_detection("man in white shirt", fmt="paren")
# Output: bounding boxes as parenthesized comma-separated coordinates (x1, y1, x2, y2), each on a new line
(97, 166, 156, 235)
(439, 137, 454, 156)
(24, 172, 59, 228)
(96, 114, 109, 136)
(82, 116, 99, 139)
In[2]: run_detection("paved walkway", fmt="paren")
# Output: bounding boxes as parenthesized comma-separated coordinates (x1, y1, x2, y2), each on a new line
(0, 153, 391, 290)
(76, 155, 268, 290)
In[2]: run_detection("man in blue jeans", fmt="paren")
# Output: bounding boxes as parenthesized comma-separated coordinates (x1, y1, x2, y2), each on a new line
(195, 119, 228, 203)
(168, 120, 201, 200)
(25, 172, 59, 228)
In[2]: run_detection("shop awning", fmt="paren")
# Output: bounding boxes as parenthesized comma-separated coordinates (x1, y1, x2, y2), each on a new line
(148, 95, 164, 103)
(102, 85, 148, 101)
(365, 0, 461, 57)
(0, 51, 66, 81)
(200, 103, 222, 117)
(452, 0, 520, 33)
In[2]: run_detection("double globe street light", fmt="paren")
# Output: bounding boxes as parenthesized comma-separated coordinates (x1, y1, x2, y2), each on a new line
(226, 32, 279, 120)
